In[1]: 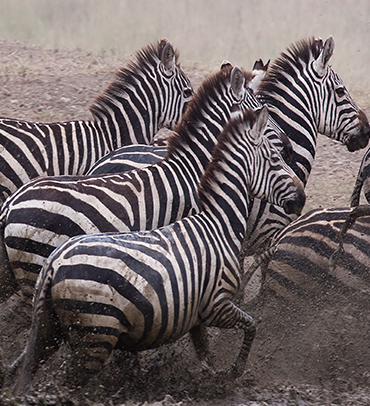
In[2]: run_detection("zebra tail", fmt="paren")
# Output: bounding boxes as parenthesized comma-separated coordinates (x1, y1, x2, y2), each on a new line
(13, 266, 61, 396)
(0, 214, 18, 301)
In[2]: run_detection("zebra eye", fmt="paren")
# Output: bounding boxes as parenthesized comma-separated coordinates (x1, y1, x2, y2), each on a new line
(335, 87, 346, 97)
(183, 88, 193, 99)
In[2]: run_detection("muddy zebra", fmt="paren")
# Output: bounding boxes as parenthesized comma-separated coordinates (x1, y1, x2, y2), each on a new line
(13, 107, 305, 395)
(0, 64, 290, 303)
(241, 207, 370, 305)
(238, 36, 370, 275)
(0, 39, 193, 203)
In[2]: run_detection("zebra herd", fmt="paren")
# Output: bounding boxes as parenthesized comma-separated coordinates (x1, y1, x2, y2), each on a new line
(0, 35, 368, 396)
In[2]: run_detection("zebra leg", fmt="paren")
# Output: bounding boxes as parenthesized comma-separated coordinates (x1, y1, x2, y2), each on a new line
(60, 315, 119, 378)
(0, 227, 18, 301)
(235, 245, 277, 305)
(351, 152, 370, 206)
(13, 290, 62, 396)
(329, 205, 370, 270)
(350, 175, 364, 207)
(188, 324, 210, 364)
(207, 301, 256, 379)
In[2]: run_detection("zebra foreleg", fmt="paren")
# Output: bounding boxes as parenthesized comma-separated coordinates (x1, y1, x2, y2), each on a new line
(329, 205, 370, 270)
(235, 245, 277, 305)
(207, 301, 256, 380)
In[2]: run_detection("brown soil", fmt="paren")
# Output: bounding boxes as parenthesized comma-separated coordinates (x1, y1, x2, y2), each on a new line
(0, 40, 370, 406)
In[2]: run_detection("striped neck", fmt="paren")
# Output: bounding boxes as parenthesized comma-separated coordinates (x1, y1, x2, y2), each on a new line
(257, 38, 324, 185)
(88, 39, 190, 149)
(196, 111, 272, 255)
(165, 66, 246, 179)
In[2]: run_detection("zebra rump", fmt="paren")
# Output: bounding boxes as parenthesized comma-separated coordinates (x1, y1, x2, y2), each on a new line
(0, 38, 193, 203)
(13, 107, 305, 395)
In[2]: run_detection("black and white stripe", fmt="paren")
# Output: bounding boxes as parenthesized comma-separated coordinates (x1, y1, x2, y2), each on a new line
(0, 39, 193, 203)
(85, 60, 293, 177)
(240, 36, 370, 266)
(1, 64, 287, 302)
(87, 144, 167, 175)
(13, 107, 305, 394)
(243, 207, 370, 304)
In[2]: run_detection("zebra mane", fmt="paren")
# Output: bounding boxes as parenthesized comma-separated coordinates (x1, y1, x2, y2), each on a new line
(258, 36, 323, 96)
(89, 39, 180, 117)
(197, 109, 257, 205)
(166, 65, 252, 158)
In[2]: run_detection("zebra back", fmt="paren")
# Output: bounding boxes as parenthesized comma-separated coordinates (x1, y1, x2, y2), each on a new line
(87, 145, 167, 175)
(240, 36, 370, 260)
(13, 108, 305, 394)
(0, 64, 270, 303)
(0, 39, 193, 203)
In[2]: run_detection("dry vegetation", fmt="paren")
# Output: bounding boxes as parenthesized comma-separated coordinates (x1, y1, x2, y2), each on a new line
(0, 0, 370, 92)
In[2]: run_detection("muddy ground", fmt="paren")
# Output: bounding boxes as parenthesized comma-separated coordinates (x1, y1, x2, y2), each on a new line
(0, 40, 370, 405)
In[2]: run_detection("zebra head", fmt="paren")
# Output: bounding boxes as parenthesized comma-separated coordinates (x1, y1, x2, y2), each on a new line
(312, 36, 370, 152)
(205, 106, 305, 217)
(246, 106, 306, 216)
(90, 39, 193, 143)
(221, 60, 293, 165)
(156, 39, 194, 130)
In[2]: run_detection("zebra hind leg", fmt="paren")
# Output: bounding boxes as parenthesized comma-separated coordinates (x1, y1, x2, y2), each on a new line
(188, 324, 210, 366)
(0, 225, 18, 301)
(13, 291, 62, 396)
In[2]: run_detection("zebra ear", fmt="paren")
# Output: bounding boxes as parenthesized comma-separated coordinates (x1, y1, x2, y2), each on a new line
(161, 41, 176, 73)
(230, 67, 245, 98)
(249, 59, 270, 93)
(253, 105, 269, 140)
(252, 58, 270, 72)
(313, 35, 335, 76)
(220, 60, 233, 71)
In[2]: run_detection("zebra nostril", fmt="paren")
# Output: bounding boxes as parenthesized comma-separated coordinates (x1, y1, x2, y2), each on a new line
(283, 189, 306, 216)
(346, 132, 370, 152)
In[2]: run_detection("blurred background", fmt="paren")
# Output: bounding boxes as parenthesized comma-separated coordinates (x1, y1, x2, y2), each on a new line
(0, 0, 369, 93)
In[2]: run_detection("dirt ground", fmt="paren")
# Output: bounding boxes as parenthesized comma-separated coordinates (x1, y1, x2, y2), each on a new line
(1, 40, 370, 405)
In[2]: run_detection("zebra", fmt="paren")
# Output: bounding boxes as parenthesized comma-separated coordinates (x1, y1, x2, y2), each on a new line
(238, 36, 370, 275)
(241, 207, 370, 305)
(85, 58, 292, 177)
(13, 107, 306, 395)
(0, 38, 193, 204)
(0, 63, 293, 304)
(350, 146, 370, 207)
